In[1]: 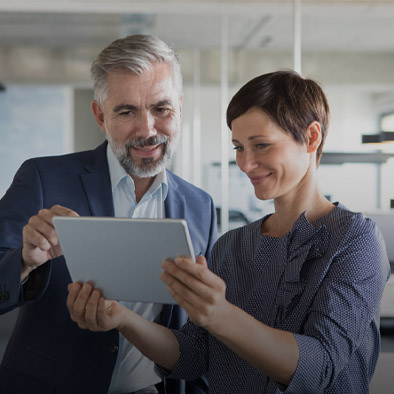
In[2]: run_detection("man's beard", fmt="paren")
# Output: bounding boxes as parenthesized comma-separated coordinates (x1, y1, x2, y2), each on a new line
(106, 131, 177, 178)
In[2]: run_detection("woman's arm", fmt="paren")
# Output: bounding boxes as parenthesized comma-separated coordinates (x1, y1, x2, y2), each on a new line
(161, 256, 299, 385)
(66, 282, 180, 370)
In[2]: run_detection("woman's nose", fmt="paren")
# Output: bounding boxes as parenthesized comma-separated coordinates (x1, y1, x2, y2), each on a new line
(237, 150, 259, 174)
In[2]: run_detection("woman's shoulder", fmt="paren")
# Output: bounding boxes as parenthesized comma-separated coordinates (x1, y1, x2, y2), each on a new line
(303, 202, 386, 269)
(319, 202, 376, 238)
(323, 203, 390, 281)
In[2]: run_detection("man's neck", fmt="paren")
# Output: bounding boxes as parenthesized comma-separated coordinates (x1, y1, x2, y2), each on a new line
(131, 175, 156, 203)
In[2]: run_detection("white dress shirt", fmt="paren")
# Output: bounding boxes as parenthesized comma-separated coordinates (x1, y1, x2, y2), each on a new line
(106, 145, 168, 393)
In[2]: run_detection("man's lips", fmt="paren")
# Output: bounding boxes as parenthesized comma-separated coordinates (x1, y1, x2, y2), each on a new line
(131, 144, 162, 157)
(248, 174, 271, 186)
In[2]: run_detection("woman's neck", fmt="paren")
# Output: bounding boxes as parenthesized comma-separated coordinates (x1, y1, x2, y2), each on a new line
(261, 182, 334, 238)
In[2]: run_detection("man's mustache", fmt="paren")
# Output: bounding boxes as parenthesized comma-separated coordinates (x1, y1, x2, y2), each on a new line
(125, 135, 169, 149)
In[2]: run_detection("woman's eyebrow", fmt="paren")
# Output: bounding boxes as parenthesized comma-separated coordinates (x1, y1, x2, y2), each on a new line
(232, 135, 266, 143)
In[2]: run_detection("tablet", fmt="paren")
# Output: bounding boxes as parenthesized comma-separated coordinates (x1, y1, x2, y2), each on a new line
(53, 216, 195, 304)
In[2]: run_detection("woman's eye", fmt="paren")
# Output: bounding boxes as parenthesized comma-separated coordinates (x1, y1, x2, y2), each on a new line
(256, 144, 268, 149)
(233, 146, 243, 152)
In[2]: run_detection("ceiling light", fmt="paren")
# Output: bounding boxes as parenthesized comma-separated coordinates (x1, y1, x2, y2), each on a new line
(361, 131, 394, 144)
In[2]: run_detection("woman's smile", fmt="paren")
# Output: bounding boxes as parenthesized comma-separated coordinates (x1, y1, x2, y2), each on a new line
(248, 173, 272, 186)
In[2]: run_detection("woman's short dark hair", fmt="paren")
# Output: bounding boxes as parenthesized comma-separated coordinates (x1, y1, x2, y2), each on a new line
(226, 70, 330, 162)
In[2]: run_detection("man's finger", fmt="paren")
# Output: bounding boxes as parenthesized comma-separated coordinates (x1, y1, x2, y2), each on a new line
(25, 216, 59, 247)
(84, 290, 101, 329)
(66, 282, 83, 321)
(71, 282, 94, 320)
(49, 204, 79, 217)
(23, 224, 52, 251)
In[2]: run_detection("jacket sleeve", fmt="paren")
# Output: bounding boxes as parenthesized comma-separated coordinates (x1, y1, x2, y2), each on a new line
(0, 159, 51, 314)
(204, 196, 217, 263)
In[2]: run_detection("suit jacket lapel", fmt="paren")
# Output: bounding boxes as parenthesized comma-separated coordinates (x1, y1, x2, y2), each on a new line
(80, 142, 115, 217)
(164, 171, 185, 220)
(162, 171, 188, 326)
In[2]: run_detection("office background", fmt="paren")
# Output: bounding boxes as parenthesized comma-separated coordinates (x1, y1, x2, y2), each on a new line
(1, 1, 394, 392)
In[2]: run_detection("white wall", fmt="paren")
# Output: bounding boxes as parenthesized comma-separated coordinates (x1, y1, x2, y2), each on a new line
(0, 85, 73, 198)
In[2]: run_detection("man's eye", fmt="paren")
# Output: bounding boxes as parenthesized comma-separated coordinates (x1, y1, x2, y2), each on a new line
(119, 111, 132, 116)
(155, 107, 171, 114)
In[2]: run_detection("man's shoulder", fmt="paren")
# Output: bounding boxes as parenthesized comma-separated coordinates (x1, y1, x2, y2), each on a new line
(24, 143, 107, 170)
(166, 170, 211, 199)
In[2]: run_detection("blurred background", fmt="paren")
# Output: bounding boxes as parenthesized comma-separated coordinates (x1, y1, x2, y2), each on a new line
(1, 1, 394, 392)
(2, 0, 394, 230)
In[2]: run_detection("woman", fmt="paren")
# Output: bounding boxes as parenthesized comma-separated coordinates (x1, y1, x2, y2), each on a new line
(67, 71, 390, 393)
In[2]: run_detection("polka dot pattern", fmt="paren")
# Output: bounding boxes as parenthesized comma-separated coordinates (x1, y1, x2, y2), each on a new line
(161, 203, 390, 393)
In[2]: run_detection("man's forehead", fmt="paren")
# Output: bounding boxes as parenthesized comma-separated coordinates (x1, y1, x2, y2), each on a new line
(108, 64, 176, 88)
(105, 71, 181, 108)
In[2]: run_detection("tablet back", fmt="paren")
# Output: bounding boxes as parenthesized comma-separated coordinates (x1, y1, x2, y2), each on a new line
(53, 217, 195, 303)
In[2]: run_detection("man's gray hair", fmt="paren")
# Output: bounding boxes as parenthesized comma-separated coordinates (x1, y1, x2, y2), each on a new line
(91, 34, 182, 105)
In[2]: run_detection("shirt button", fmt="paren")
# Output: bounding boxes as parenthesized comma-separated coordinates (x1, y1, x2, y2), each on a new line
(0, 292, 9, 302)
(108, 344, 119, 353)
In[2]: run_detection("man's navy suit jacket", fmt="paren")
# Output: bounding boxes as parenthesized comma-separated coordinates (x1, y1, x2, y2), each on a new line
(0, 142, 217, 394)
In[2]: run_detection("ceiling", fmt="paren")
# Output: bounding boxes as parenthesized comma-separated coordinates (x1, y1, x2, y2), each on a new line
(1, 0, 394, 53)
(1, 0, 394, 87)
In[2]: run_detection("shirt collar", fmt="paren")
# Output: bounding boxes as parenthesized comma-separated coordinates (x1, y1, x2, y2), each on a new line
(106, 144, 168, 200)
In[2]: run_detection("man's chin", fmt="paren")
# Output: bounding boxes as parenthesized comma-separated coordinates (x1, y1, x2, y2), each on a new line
(122, 158, 167, 179)
(132, 166, 165, 179)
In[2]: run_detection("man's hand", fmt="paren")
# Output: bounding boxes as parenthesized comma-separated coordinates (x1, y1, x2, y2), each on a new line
(67, 282, 126, 332)
(21, 204, 79, 281)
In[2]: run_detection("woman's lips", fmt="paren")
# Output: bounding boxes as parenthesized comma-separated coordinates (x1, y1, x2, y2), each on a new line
(248, 174, 271, 186)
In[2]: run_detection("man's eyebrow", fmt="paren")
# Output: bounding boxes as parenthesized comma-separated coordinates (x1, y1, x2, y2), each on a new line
(113, 104, 138, 113)
(152, 99, 173, 108)
(113, 101, 173, 113)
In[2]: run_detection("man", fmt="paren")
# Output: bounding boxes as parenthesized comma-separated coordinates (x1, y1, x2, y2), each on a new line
(0, 35, 216, 394)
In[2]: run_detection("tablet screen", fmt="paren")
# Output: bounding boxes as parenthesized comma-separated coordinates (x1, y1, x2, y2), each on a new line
(53, 217, 195, 304)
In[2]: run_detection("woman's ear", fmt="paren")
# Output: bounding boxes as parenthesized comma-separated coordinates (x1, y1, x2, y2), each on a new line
(306, 121, 322, 154)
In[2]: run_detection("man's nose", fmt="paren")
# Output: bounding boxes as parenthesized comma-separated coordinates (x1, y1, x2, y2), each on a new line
(135, 111, 157, 138)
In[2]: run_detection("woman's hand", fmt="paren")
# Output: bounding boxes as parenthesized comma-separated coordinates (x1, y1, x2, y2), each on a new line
(66, 282, 127, 331)
(67, 281, 181, 371)
(161, 255, 232, 331)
